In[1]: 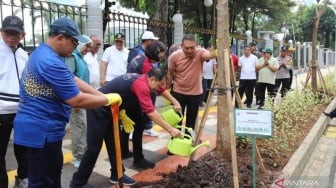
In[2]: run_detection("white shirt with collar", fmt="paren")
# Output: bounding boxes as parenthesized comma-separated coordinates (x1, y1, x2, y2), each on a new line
(101, 45, 129, 81)
(84, 52, 100, 89)
(238, 54, 258, 80)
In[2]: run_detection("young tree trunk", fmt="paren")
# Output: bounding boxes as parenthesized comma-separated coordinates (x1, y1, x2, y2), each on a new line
(216, 0, 239, 186)
(311, 0, 329, 91)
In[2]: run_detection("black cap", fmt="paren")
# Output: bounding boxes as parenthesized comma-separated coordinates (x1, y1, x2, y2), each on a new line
(114, 33, 125, 40)
(281, 46, 288, 51)
(2, 15, 24, 32)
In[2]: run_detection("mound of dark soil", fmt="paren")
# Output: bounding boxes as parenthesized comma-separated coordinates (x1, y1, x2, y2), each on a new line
(135, 148, 275, 188)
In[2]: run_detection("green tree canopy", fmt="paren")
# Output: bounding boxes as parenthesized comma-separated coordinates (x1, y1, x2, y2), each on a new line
(295, 4, 336, 48)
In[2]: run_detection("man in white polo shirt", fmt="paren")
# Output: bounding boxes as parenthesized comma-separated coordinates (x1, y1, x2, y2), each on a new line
(100, 33, 129, 86)
(238, 45, 259, 108)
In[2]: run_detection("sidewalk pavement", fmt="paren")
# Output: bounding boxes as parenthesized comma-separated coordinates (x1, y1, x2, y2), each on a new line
(7, 105, 218, 188)
(6, 66, 336, 187)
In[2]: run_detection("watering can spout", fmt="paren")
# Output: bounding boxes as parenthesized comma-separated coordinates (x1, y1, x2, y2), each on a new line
(190, 141, 210, 154)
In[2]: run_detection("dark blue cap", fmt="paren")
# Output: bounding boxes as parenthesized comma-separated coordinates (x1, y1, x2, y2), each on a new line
(50, 17, 87, 43)
(2, 15, 24, 32)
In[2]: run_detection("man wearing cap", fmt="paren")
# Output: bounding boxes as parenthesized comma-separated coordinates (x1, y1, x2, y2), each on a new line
(100, 33, 129, 86)
(255, 48, 279, 109)
(127, 31, 160, 138)
(275, 46, 292, 98)
(127, 30, 159, 63)
(0, 15, 29, 188)
(13, 17, 122, 187)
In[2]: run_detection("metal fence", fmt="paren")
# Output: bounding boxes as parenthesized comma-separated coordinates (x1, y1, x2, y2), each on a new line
(2, 0, 334, 72)
(0, 0, 87, 53)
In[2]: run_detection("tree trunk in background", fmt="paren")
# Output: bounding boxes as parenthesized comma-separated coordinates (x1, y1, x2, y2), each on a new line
(149, 0, 169, 45)
(311, 0, 328, 91)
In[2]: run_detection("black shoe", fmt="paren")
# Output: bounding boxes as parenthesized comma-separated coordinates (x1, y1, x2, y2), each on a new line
(122, 151, 133, 159)
(133, 158, 155, 169)
(258, 105, 264, 109)
(323, 112, 336, 119)
(246, 104, 251, 108)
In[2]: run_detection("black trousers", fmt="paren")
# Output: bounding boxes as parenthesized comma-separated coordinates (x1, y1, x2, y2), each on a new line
(0, 114, 28, 188)
(71, 109, 124, 186)
(201, 78, 213, 103)
(120, 104, 146, 162)
(275, 78, 291, 97)
(289, 69, 293, 88)
(238, 79, 256, 106)
(28, 141, 62, 188)
(257, 83, 276, 106)
(171, 90, 202, 130)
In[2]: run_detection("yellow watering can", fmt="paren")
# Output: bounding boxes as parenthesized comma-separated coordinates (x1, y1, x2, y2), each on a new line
(160, 105, 183, 127)
(166, 126, 210, 157)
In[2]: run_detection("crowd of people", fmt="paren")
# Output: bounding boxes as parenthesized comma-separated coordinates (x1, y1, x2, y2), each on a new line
(0, 14, 299, 188)
(238, 43, 295, 109)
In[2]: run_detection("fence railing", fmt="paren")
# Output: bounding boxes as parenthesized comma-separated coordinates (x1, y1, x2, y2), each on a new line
(0, 0, 87, 53)
(1, 1, 334, 71)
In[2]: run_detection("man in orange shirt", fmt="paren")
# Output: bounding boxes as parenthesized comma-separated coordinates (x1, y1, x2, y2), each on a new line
(167, 34, 216, 130)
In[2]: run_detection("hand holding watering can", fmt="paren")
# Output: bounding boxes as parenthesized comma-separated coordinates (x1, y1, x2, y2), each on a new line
(160, 105, 210, 156)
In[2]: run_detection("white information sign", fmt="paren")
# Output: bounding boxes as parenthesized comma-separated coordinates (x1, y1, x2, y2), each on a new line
(234, 109, 273, 137)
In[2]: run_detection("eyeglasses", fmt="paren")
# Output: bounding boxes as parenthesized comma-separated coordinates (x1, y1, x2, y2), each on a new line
(63, 35, 78, 46)
(69, 37, 78, 46)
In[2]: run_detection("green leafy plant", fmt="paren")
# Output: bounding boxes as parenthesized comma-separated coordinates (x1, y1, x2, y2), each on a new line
(257, 73, 336, 170)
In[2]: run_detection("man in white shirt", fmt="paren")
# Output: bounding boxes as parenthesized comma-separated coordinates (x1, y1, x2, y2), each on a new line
(201, 45, 217, 106)
(238, 46, 259, 108)
(0, 15, 29, 188)
(100, 33, 129, 86)
(84, 35, 101, 89)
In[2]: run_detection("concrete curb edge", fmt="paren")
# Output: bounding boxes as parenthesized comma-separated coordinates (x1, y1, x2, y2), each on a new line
(271, 97, 336, 186)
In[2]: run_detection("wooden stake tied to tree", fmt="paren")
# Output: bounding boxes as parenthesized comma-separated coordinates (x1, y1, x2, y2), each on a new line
(217, 0, 239, 187)
(304, 0, 329, 92)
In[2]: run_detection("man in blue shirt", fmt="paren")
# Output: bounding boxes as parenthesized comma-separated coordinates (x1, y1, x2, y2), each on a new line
(13, 17, 122, 188)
